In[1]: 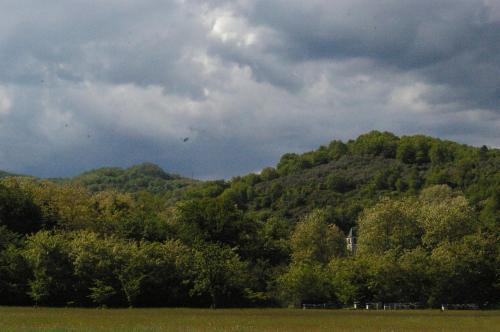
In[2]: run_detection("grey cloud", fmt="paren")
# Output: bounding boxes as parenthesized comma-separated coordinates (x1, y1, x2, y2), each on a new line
(0, 0, 498, 179)
(233, 0, 500, 109)
(0, 1, 210, 96)
(244, 1, 490, 65)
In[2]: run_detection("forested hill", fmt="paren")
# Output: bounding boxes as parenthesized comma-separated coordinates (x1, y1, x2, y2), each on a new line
(216, 131, 499, 233)
(67, 162, 199, 194)
(0, 131, 498, 309)
(0, 170, 21, 179)
(0, 162, 198, 195)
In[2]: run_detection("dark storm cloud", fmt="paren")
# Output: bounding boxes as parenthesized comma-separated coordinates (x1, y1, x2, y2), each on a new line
(0, 0, 212, 97)
(233, 0, 500, 109)
(0, 0, 498, 178)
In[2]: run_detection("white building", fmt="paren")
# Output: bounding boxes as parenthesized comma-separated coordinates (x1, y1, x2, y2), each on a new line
(346, 227, 357, 254)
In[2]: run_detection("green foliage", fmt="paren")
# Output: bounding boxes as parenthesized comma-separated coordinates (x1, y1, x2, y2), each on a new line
(70, 231, 129, 306)
(357, 185, 479, 254)
(190, 243, 248, 308)
(278, 262, 333, 306)
(396, 135, 432, 164)
(260, 167, 279, 181)
(326, 174, 353, 193)
(0, 171, 17, 178)
(428, 233, 499, 305)
(89, 191, 170, 241)
(23, 231, 75, 305)
(277, 153, 309, 176)
(89, 280, 116, 307)
(357, 198, 422, 255)
(349, 131, 399, 158)
(0, 131, 498, 308)
(173, 196, 246, 246)
(328, 140, 348, 160)
(125, 240, 192, 307)
(1, 178, 93, 230)
(0, 226, 30, 305)
(418, 190, 478, 248)
(277, 209, 347, 306)
(71, 162, 198, 195)
(328, 257, 367, 304)
(291, 209, 346, 264)
(259, 216, 292, 265)
(0, 183, 42, 234)
(346, 184, 496, 306)
(480, 186, 500, 231)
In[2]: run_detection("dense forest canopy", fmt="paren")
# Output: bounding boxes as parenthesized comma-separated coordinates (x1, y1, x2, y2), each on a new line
(0, 131, 498, 308)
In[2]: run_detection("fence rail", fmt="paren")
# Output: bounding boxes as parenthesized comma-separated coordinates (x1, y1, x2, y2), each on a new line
(382, 303, 423, 310)
(302, 302, 480, 310)
(302, 303, 341, 309)
(441, 304, 479, 310)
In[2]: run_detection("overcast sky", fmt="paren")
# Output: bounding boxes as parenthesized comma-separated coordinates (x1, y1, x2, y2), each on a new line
(1, 0, 499, 179)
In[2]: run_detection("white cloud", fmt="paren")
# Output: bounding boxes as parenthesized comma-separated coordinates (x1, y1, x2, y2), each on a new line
(389, 83, 434, 113)
(208, 10, 258, 47)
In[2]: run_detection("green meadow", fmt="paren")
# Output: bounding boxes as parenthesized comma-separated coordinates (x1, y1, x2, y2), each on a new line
(1, 307, 499, 332)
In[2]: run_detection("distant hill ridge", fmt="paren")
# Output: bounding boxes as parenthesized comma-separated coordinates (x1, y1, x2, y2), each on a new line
(0, 170, 22, 179)
(1, 131, 498, 204)
(0, 162, 199, 195)
(70, 162, 198, 194)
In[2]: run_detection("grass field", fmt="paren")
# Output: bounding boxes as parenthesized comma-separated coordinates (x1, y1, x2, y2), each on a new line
(0, 307, 499, 332)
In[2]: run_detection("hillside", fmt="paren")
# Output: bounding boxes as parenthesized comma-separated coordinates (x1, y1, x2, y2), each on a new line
(0, 170, 21, 179)
(213, 131, 500, 232)
(0, 163, 199, 196)
(69, 162, 199, 195)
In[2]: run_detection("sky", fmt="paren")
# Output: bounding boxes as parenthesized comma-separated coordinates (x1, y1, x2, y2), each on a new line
(0, 0, 499, 179)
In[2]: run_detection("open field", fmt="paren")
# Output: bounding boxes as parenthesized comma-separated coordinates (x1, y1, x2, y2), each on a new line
(0, 307, 499, 332)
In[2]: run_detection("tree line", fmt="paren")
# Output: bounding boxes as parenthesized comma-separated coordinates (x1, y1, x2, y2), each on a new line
(0, 131, 498, 308)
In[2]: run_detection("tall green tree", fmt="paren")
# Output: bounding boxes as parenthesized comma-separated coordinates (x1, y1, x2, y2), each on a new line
(190, 243, 248, 309)
(0, 226, 30, 304)
(0, 184, 41, 234)
(418, 186, 478, 248)
(428, 233, 499, 306)
(69, 231, 129, 306)
(357, 198, 421, 255)
(278, 261, 333, 306)
(23, 231, 75, 305)
(290, 209, 346, 264)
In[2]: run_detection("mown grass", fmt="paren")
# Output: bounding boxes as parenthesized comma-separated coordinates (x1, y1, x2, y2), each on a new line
(0, 307, 499, 332)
